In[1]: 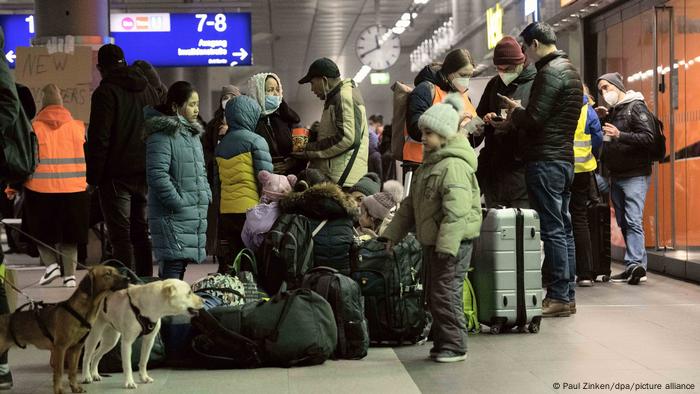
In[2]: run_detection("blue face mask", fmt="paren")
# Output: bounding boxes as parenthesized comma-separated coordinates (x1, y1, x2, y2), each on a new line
(264, 95, 281, 111)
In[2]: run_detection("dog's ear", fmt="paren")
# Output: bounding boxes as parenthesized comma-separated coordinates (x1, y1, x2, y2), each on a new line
(78, 269, 94, 297)
(162, 282, 175, 298)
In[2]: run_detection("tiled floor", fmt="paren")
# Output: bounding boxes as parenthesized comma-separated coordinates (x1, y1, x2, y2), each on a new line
(3, 254, 700, 393)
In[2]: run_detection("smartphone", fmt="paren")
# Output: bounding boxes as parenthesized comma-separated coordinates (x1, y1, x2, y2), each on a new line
(491, 115, 505, 122)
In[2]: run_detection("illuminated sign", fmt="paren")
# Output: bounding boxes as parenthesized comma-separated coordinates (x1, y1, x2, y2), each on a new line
(525, 0, 539, 21)
(369, 72, 390, 85)
(0, 12, 252, 68)
(561, 0, 577, 6)
(486, 3, 504, 50)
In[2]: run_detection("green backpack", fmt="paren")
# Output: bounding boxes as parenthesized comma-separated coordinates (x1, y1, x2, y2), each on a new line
(463, 268, 480, 334)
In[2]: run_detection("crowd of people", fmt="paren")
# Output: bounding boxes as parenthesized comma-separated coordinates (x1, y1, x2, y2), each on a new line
(0, 20, 662, 384)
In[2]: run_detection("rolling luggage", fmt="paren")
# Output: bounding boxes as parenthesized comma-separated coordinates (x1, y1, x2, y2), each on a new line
(587, 179, 612, 282)
(472, 208, 542, 334)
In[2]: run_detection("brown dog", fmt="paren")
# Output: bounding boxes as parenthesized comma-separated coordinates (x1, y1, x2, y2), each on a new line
(0, 265, 129, 394)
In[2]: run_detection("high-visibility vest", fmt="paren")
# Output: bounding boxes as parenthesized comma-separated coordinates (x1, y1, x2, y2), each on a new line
(25, 105, 87, 193)
(573, 102, 597, 173)
(402, 85, 476, 164)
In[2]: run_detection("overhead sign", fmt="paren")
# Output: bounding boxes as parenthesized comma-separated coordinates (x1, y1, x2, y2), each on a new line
(369, 72, 390, 85)
(525, 0, 539, 22)
(0, 12, 252, 68)
(486, 4, 504, 50)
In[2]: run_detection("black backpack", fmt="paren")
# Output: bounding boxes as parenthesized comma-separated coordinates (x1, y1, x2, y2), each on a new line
(302, 266, 369, 360)
(626, 102, 666, 162)
(258, 214, 327, 294)
(352, 234, 430, 345)
(0, 104, 37, 184)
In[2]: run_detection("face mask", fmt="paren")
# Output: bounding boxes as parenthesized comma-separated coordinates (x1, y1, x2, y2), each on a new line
(498, 72, 519, 86)
(221, 98, 230, 110)
(603, 91, 619, 107)
(452, 77, 470, 93)
(320, 78, 329, 100)
(264, 95, 281, 111)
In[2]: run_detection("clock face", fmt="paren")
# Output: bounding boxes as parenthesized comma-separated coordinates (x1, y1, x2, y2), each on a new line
(355, 25, 401, 70)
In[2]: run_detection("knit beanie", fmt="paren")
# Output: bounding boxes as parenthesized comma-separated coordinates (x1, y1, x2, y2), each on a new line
(258, 170, 297, 203)
(418, 93, 464, 138)
(493, 36, 526, 66)
(362, 181, 404, 220)
(349, 172, 381, 197)
(597, 72, 626, 93)
(41, 84, 63, 108)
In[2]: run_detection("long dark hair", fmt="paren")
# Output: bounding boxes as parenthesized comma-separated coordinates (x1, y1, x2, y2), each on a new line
(157, 81, 196, 116)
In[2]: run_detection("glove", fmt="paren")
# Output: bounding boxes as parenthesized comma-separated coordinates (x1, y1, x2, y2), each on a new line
(436, 252, 454, 261)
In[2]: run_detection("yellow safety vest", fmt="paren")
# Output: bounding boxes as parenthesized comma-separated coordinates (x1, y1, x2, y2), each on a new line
(573, 103, 597, 173)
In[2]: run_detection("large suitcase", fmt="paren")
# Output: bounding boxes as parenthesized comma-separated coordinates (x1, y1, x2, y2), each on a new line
(472, 208, 543, 334)
(587, 182, 612, 282)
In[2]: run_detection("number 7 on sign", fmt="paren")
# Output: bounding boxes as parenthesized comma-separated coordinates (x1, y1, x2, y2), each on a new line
(196, 14, 207, 32)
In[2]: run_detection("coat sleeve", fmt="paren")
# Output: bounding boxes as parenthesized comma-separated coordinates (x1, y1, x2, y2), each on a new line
(0, 50, 19, 137)
(406, 82, 433, 142)
(147, 133, 186, 212)
(618, 103, 655, 148)
(511, 68, 562, 134)
(303, 87, 359, 159)
(586, 105, 604, 158)
(251, 135, 274, 176)
(435, 163, 472, 256)
(196, 138, 212, 203)
(85, 87, 115, 185)
(381, 189, 414, 243)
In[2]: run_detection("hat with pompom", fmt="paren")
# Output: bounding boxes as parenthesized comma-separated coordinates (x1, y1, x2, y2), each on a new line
(361, 180, 404, 220)
(418, 93, 464, 138)
(258, 170, 297, 203)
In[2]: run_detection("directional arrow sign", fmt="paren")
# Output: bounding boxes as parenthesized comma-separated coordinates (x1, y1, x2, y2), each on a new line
(232, 48, 248, 61)
(5, 50, 16, 64)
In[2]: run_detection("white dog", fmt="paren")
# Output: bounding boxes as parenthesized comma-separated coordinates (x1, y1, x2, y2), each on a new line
(81, 279, 204, 389)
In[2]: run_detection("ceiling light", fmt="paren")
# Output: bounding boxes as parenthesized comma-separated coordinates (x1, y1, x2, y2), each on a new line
(553, 23, 560, 27)
(590, 3, 598, 6)
(414, 0, 430, 4)
(412, 13, 418, 18)
(401, 13, 411, 21)
(353, 65, 373, 84)
(570, 13, 577, 17)
(392, 26, 406, 35)
(561, 18, 569, 22)
(396, 19, 411, 28)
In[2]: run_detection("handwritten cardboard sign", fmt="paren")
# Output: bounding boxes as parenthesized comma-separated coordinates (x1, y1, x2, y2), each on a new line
(15, 46, 97, 122)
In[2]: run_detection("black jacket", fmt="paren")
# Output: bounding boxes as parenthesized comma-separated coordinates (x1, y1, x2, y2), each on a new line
(85, 66, 161, 185)
(255, 100, 300, 161)
(406, 65, 455, 141)
(473, 63, 536, 182)
(602, 95, 655, 178)
(511, 51, 582, 164)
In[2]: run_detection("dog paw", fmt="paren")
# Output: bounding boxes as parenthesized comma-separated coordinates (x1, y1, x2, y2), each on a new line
(70, 384, 86, 393)
(140, 374, 154, 384)
(124, 381, 138, 390)
(81, 377, 92, 384)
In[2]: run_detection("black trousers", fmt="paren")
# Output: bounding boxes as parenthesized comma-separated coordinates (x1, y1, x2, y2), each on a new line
(98, 178, 153, 277)
(217, 213, 247, 274)
(0, 248, 8, 364)
(569, 171, 594, 281)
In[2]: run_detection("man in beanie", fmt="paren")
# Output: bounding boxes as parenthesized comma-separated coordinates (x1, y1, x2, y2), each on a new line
(295, 57, 369, 187)
(473, 35, 536, 209)
(348, 172, 381, 206)
(383, 93, 481, 363)
(86, 43, 161, 276)
(596, 72, 655, 285)
(500, 22, 582, 317)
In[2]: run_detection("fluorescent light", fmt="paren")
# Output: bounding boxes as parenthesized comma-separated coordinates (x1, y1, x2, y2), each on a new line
(392, 26, 406, 35)
(401, 12, 411, 21)
(412, 13, 418, 18)
(414, 0, 430, 4)
(353, 65, 373, 84)
(395, 19, 410, 28)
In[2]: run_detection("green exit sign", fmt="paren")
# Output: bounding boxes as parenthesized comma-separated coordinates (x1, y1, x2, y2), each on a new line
(370, 72, 391, 85)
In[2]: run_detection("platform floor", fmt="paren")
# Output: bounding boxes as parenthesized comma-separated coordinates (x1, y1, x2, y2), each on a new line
(3, 254, 700, 394)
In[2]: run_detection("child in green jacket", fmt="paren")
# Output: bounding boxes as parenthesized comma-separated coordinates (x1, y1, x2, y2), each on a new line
(383, 93, 482, 363)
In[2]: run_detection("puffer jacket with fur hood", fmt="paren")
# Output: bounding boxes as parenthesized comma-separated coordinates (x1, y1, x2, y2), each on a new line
(144, 107, 212, 263)
(279, 183, 359, 274)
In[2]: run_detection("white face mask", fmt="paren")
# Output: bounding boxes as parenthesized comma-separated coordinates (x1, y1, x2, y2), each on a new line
(603, 91, 619, 107)
(498, 72, 519, 86)
(452, 77, 470, 93)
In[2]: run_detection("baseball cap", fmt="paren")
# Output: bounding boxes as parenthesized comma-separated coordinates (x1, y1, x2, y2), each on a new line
(97, 44, 126, 68)
(298, 57, 340, 84)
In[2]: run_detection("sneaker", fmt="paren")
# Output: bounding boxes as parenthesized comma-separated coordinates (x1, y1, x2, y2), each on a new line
(628, 265, 646, 285)
(434, 351, 467, 363)
(429, 347, 439, 359)
(569, 300, 576, 315)
(39, 264, 61, 286)
(640, 276, 647, 283)
(577, 279, 594, 287)
(63, 276, 76, 288)
(610, 269, 632, 283)
(542, 298, 571, 317)
(0, 371, 13, 390)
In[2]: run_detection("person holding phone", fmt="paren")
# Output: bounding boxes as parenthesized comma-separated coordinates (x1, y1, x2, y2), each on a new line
(472, 36, 536, 209)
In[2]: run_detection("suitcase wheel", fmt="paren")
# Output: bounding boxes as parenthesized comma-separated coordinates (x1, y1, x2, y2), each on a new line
(600, 275, 610, 283)
(489, 317, 508, 335)
(528, 316, 542, 334)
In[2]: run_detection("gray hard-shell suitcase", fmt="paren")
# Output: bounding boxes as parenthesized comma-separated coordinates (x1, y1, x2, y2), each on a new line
(472, 208, 543, 334)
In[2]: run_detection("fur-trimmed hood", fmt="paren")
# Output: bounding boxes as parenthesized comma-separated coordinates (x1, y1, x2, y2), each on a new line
(279, 183, 359, 221)
(143, 106, 204, 138)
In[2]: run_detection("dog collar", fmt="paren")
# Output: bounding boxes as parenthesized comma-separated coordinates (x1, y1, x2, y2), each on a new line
(127, 289, 157, 336)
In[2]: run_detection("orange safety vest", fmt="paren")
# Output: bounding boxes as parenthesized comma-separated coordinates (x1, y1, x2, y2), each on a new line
(25, 105, 87, 193)
(402, 85, 476, 163)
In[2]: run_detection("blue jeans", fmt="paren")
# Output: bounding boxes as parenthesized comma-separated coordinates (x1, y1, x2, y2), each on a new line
(526, 161, 575, 303)
(610, 176, 651, 269)
(159, 259, 189, 280)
